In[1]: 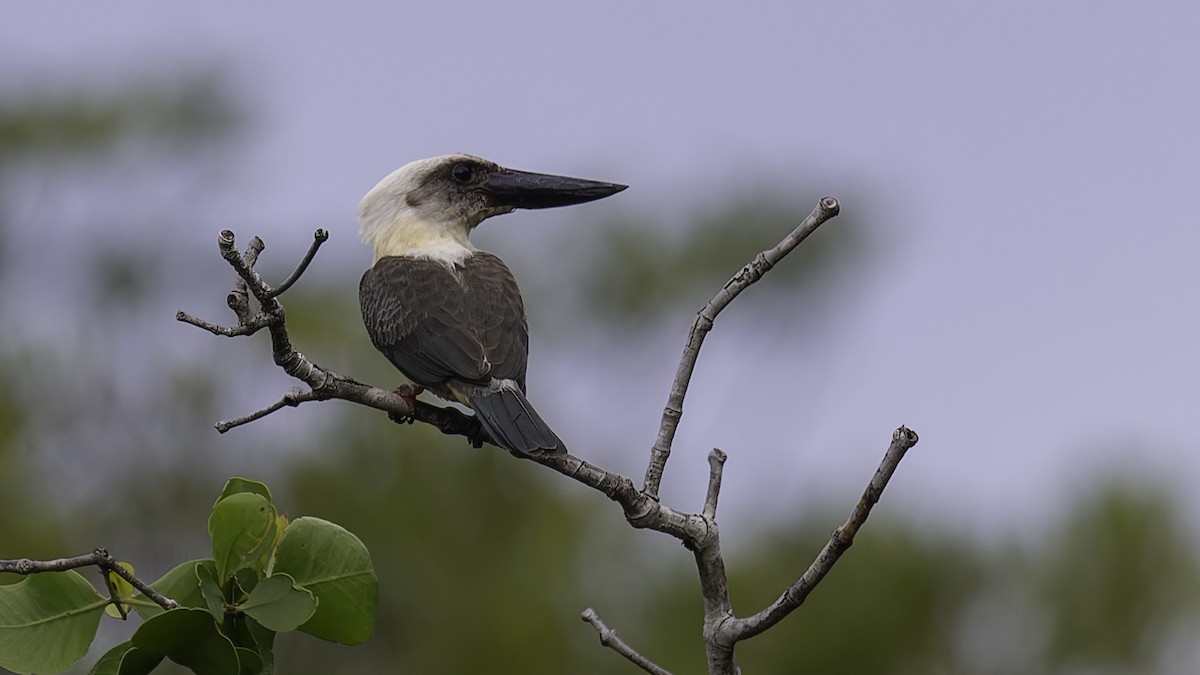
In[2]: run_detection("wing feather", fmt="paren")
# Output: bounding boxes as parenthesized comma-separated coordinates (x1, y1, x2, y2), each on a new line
(359, 254, 529, 392)
(461, 252, 529, 389)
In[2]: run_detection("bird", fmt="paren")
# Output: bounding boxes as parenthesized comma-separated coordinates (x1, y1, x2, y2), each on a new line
(357, 154, 626, 456)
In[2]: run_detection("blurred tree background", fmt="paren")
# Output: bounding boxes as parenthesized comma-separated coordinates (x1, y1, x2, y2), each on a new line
(1, 70, 1198, 675)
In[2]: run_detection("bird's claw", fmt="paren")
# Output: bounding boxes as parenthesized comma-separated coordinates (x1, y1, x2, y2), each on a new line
(388, 384, 425, 425)
(465, 415, 489, 449)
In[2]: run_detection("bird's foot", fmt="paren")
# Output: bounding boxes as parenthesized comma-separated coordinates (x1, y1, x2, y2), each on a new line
(386, 384, 425, 425)
(465, 415, 489, 449)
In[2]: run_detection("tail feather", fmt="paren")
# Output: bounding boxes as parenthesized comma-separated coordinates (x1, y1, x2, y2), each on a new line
(469, 389, 566, 456)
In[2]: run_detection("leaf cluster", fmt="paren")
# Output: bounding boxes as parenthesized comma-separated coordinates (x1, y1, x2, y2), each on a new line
(0, 478, 377, 675)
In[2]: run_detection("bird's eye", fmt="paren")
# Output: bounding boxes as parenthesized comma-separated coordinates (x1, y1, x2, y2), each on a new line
(451, 163, 474, 184)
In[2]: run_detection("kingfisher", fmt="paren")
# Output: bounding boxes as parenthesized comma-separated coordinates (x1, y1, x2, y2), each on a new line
(358, 154, 626, 456)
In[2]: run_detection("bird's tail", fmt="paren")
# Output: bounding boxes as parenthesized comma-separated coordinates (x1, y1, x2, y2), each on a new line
(469, 387, 566, 456)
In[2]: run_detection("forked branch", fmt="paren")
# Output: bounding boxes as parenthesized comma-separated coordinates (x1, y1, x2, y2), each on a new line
(582, 608, 673, 675)
(643, 196, 840, 499)
(180, 196, 918, 675)
(176, 229, 489, 443)
(0, 549, 178, 612)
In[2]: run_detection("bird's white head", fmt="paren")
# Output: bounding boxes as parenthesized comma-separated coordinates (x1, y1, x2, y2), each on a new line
(358, 154, 627, 265)
(358, 154, 499, 265)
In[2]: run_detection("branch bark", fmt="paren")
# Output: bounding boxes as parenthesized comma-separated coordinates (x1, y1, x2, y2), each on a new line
(642, 196, 841, 499)
(180, 196, 919, 675)
(0, 548, 179, 612)
(176, 229, 490, 444)
(729, 426, 918, 641)
(582, 608, 673, 675)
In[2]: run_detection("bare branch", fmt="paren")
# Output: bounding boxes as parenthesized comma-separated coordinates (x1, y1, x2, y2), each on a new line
(644, 196, 841, 498)
(692, 528, 736, 674)
(729, 426, 920, 640)
(185, 227, 714, 541)
(581, 608, 673, 675)
(175, 309, 269, 337)
(218, 229, 275, 301)
(181, 229, 575, 451)
(215, 387, 317, 433)
(227, 236, 265, 324)
(0, 548, 179, 612)
(181, 198, 921, 675)
(703, 449, 727, 519)
(265, 228, 329, 299)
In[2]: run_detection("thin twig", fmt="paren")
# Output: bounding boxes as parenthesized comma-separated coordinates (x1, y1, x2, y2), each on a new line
(703, 449, 727, 520)
(227, 237, 265, 324)
(643, 196, 841, 499)
(581, 608, 673, 675)
(729, 426, 919, 640)
(176, 310, 269, 337)
(265, 228, 329, 299)
(0, 548, 179, 612)
(214, 387, 317, 433)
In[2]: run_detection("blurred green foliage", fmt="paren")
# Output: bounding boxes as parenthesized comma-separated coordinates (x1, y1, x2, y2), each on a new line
(579, 197, 859, 322)
(274, 405, 1200, 675)
(0, 374, 70, 570)
(0, 72, 238, 160)
(279, 421, 604, 673)
(0, 68, 1197, 675)
(1036, 486, 1200, 668)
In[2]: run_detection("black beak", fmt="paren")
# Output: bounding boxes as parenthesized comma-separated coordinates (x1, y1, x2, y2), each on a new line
(484, 167, 627, 210)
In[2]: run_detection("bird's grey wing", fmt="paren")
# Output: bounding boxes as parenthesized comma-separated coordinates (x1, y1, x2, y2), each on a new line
(359, 256, 491, 386)
(461, 252, 530, 391)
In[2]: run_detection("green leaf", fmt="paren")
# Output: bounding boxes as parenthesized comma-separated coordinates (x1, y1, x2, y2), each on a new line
(103, 562, 136, 619)
(262, 512, 290, 577)
(223, 612, 274, 658)
(196, 560, 226, 623)
(217, 477, 272, 504)
(0, 570, 107, 674)
(238, 574, 317, 632)
(87, 641, 162, 675)
(131, 607, 239, 675)
(233, 568, 260, 597)
(241, 616, 276, 673)
(234, 646, 264, 675)
(273, 516, 378, 644)
(134, 559, 211, 619)
(209, 492, 277, 583)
